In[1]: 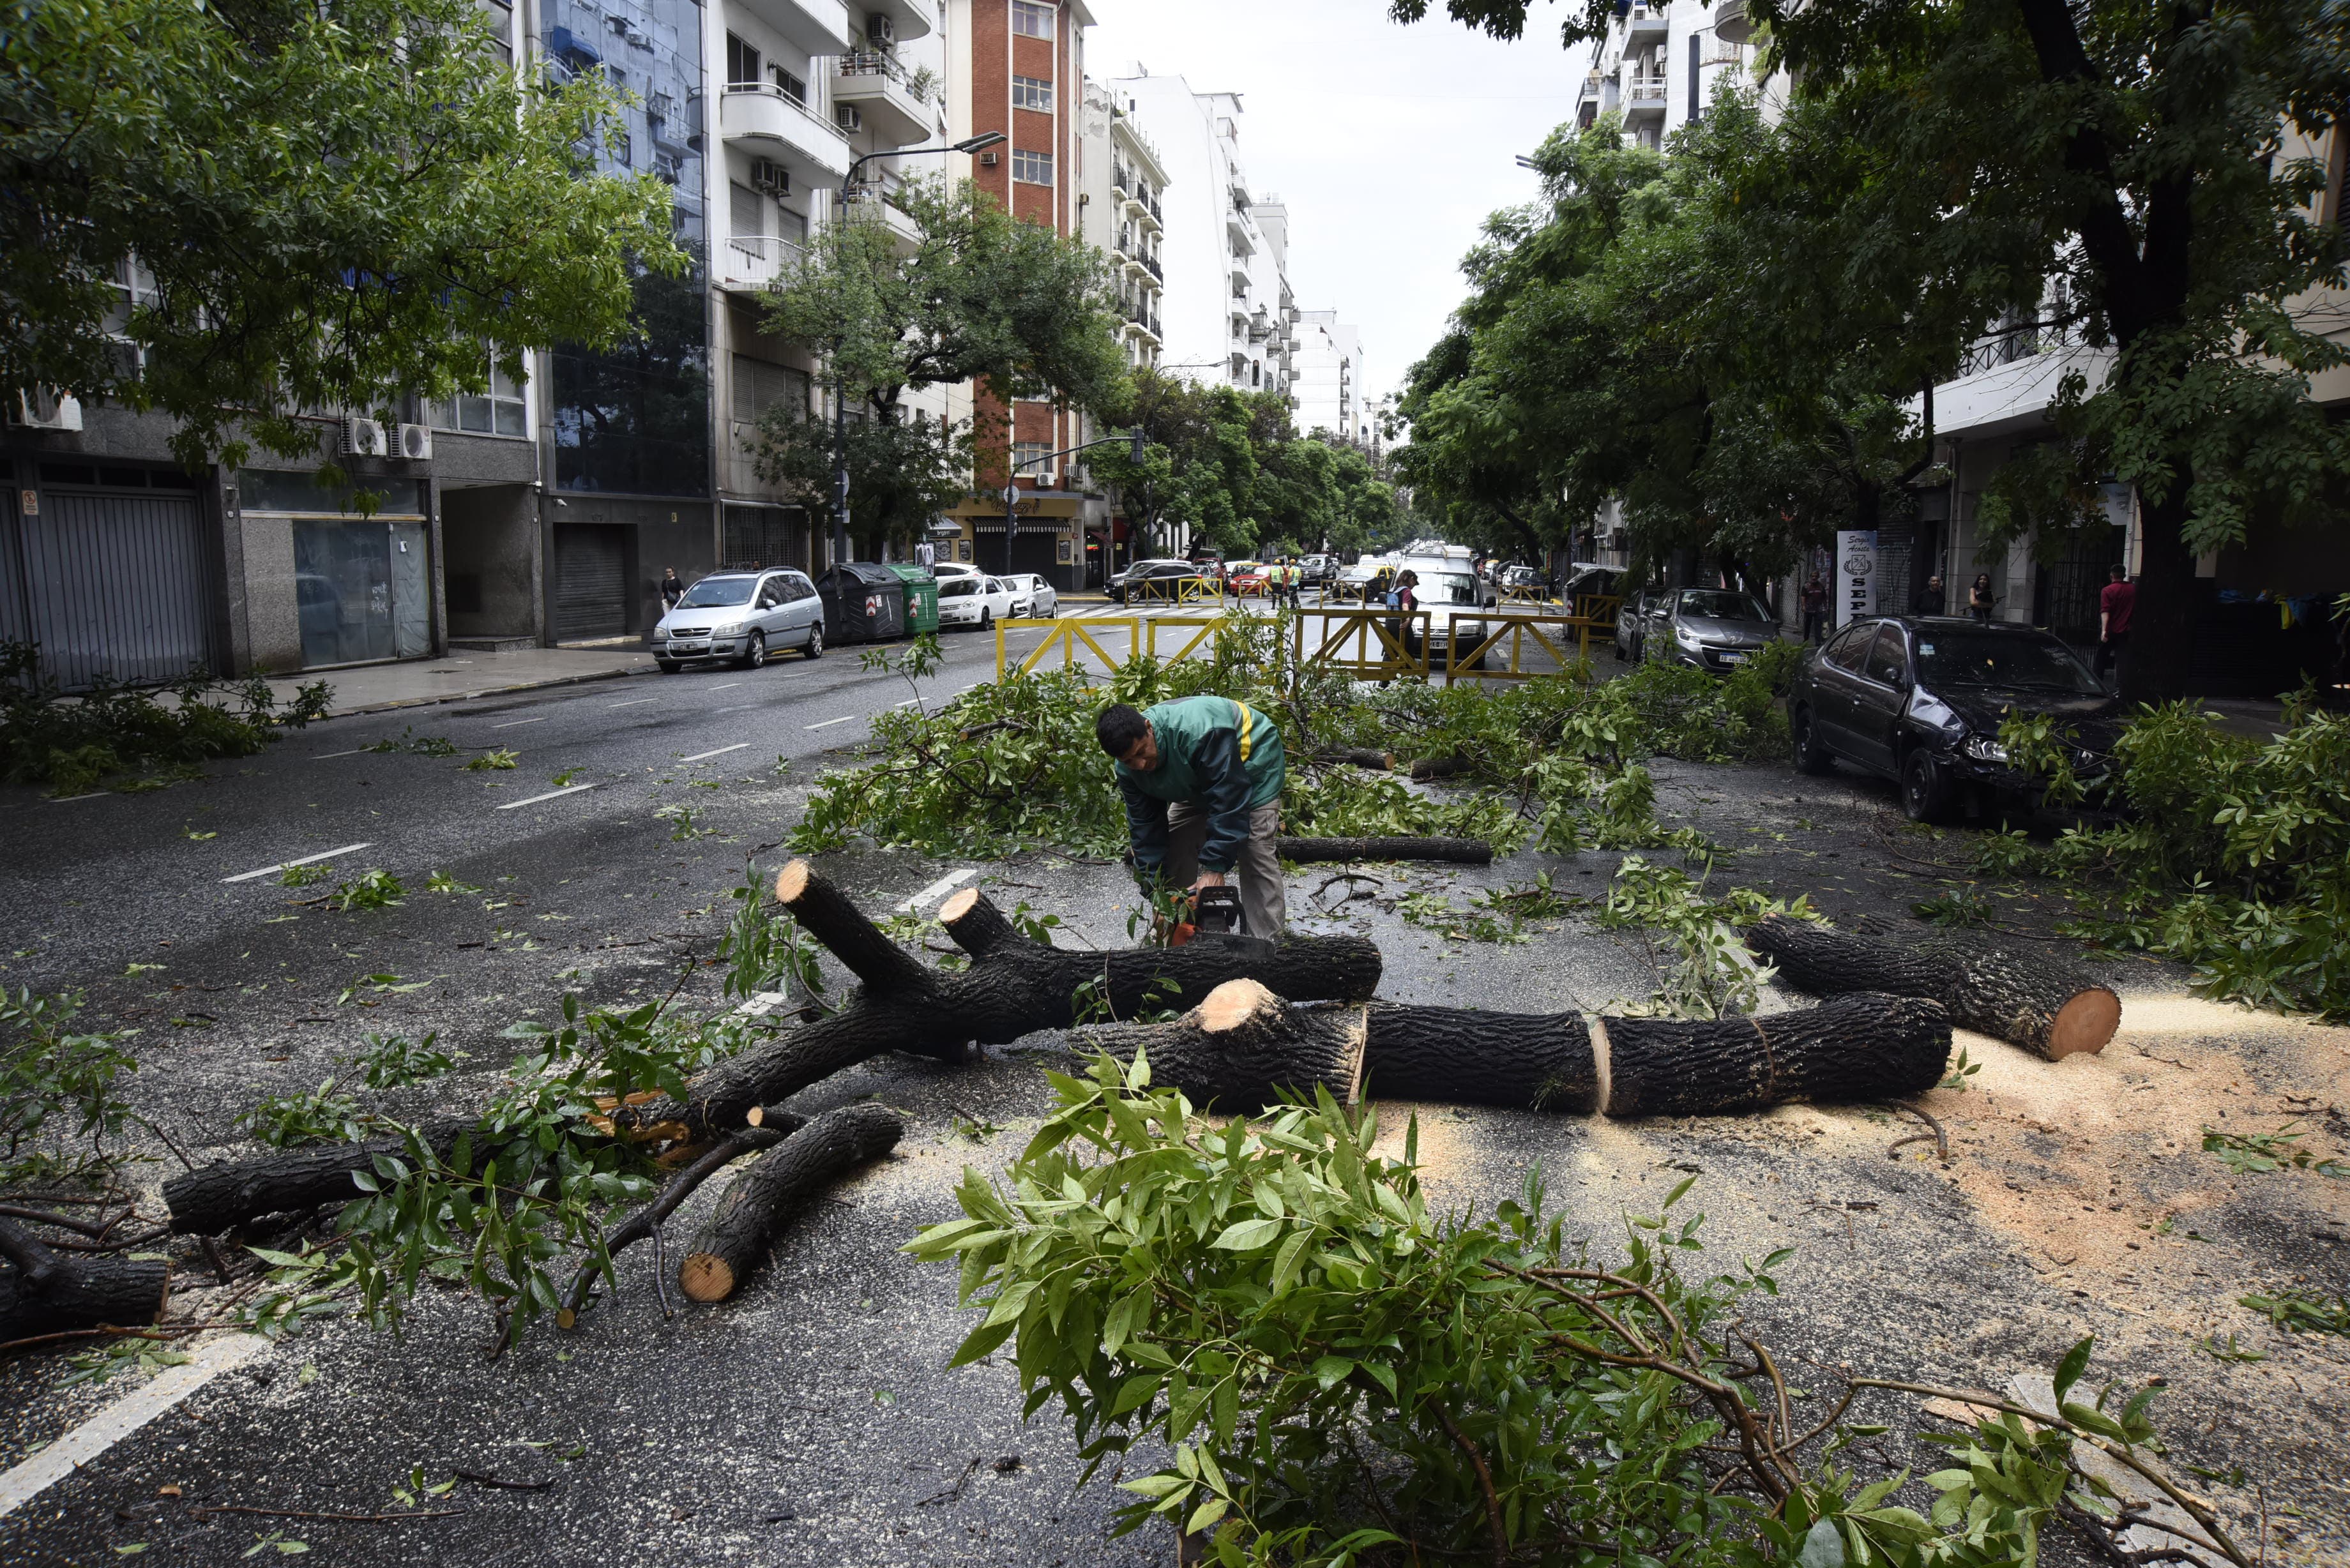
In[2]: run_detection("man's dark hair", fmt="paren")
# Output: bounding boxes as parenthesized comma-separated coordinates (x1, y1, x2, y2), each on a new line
(1096, 704, 1148, 758)
(2110, 563, 2128, 580)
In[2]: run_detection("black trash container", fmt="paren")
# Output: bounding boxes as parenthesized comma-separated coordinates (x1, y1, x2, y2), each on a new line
(816, 562, 909, 644)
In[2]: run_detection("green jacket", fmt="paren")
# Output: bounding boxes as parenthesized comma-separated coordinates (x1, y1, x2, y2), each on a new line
(1115, 695, 1286, 873)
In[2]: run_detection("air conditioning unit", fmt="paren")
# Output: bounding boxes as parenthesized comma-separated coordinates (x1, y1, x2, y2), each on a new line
(749, 158, 791, 196)
(867, 13, 895, 45)
(979, 150, 999, 166)
(835, 104, 863, 132)
(13, 388, 84, 432)
(397, 423, 434, 460)
(345, 416, 390, 457)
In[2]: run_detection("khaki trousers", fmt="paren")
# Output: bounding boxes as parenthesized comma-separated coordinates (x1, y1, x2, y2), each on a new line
(1163, 800, 1286, 937)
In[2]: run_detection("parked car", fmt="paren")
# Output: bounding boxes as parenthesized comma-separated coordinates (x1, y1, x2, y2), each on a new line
(652, 569, 824, 672)
(1299, 554, 1338, 586)
(1229, 561, 1272, 598)
(1642, 588, 1781, 673)
(932, 561, 981, 583)
(936, 573, 1021, 630)
(1613, 587, 1665, 661)
(1787, 615, 2123, 823)
(1111, 559, 1209, 604)
(1001, 572, 1059, 619)
(1334, 559, 1396, 604)
(1497, 563, 1547, 599)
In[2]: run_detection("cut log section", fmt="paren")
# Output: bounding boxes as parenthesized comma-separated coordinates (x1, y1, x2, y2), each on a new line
(1079, 992, 1944, 1120)
(1275, 836, 1494, 865)
(623, 864, 1383, 1143)
(1406, 757, 1473, 783)
(1745, 916, 2119, 1059)
(1602, 993, 1952, 1118)
(676, 1103, 905, 1304)
(1308, 748, 1395, 772)
(1074, 980, 1367, 1112)
(164, 1116, 473, 1237)
(1, 1219, 171, 1340)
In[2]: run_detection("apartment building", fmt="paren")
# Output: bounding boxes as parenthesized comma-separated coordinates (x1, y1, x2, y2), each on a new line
(1291, 311, 1367, 447)
(1079, 81, 1167, 377)
(1116, 75, 1300, 405)
(1572, 0, 1770, 151)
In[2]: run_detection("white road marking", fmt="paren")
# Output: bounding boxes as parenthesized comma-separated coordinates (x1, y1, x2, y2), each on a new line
(678, 743, 750, 763)
(895, 868, 976, 912)
(0, 1334, 269, 1521)
(494, 783, 598, 811)
(490, 717, 546, 730)
(221, 842, 374, 884)
(893, 699, 921, 708)
(805, 716, 855, 730)
(610, 698, 657, 709)
(49, 792, 108, 803)
(704, 682, 743, 691)
(308, 750, 368, 760)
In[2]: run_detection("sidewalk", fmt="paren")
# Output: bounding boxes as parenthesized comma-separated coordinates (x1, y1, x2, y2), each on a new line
(268, 646, 656, 719)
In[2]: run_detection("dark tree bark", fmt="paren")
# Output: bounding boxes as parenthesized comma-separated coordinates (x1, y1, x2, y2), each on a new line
(1, 1253, 171, 1341)
(1602, 994, 1951, 1118)
(1363, 1004, 1599, 1113)
(1075, 981, 1367, 1112)
(1407, 757, 1473, 782)
(1276, 836, 1494, 865)
(1310, 749, 1397, 771)
(1745, 916, 2119, 1059)
(163, 1117, 474, 1236)
(629, 866, 1383, 1142)
(676, 1104, 905, 1304)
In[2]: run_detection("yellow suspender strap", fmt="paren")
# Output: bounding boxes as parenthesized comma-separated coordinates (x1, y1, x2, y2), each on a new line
(1233, 700, 1255, 762)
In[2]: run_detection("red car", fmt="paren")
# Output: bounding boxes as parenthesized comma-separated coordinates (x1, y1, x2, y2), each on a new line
(1229, 562, 1272, 598)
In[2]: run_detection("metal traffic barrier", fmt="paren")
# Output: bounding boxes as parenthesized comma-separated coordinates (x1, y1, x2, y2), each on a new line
(1441, 612, 1604, 686)
(994, 617, 1140, 678)
(1573, 592, 1623, 631)
(1294, 607, 1432, 681)
(1145, 615, 1244, 664)
(1128, 574, 1222, 607)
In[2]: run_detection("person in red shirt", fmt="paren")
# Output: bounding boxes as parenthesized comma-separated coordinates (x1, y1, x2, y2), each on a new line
(2097, 564, 2135, 684)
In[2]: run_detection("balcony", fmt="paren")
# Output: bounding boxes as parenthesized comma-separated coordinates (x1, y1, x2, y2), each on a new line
(718, 233, 805, 292)
(1142, 255, 1164, 283)
(1230, 262, 1251, 292)
(1715, 0, 1754, 43)
(834, 52, 934, 147)
(731, 0, 854, 59)
(1579, 72, 1602, 103)
(1624, 3, 1668, 37)
(1226, 213, 1254, 255)
(844, 186, 923, 252)
(1623, 77, 1669, 117)
(722, 84, 852, 182)
(1134, 197, 1161, 235)
(866, 0, 935, 43)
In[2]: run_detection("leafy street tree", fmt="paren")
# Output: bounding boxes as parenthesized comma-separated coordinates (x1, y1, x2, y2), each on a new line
(754, 178, 1127, 545)
(3, 0, 682, 469)
(1394, 0, 2350, 702)
(748, 411, 972, 560)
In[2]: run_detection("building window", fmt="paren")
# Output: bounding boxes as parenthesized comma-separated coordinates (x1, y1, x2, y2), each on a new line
(1012, 441, 1052, 478)
(1012, 147, 1054, 185)
(726, 33, 759, 87)
(1012, 74, 1052, 111)
(429, 351, 528, 437)
(1011, 1, 1054, 39)
(732, 356, 811, 426)
(771, 65, 806, 105)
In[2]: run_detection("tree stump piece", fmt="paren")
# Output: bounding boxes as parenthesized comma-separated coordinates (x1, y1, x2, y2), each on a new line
(1074, 980, 1367, 1112)
(1363, 1003, 1599, 1112)
(1, 1256, 171, 1341)
(1602, 993, 1950, 1118)
(676, 1103, 905, 1304)
(163, 1117, 473, 1236)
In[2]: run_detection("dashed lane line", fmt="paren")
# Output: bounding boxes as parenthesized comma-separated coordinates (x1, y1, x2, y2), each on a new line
(805, 716, 855, 730)
(0, 1334, 270, 1521)
(895, 868, 976, 912)
(308, 750, 369, 760)
(610, 697, 658, 709)
(678, 743, 751, 763)
(221, 842, 374, 884)
(494, 783, 598, 811)
(490, 717, 547, 730)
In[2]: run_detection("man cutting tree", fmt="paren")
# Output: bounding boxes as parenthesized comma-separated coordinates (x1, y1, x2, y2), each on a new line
(1095, 696, 1287, 937)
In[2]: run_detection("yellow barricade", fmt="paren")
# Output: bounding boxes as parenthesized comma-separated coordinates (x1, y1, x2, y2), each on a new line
(1294, 608, 1432, 681)
(1501, 582, 1559, 607)
(1145, 615, 1242, 665)
(994, 617, 1140, 679)
(1128, 574, 1222, 606)
(1441, 613, 1602, 686)
(1574, 592, 1623, 631)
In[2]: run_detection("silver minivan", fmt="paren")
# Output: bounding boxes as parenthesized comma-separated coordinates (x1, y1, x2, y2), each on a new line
(653, 569, 824, 672)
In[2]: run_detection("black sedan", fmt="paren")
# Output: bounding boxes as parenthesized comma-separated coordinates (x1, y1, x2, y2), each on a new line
(1786, 616, 2121, 822)
(1109, 559, 1209, 604)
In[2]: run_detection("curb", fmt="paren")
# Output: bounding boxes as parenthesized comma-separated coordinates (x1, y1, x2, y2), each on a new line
(313, 663, 655, 721)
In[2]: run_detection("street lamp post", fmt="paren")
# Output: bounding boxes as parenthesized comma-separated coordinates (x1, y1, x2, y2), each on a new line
(826, 131, 1006, 569)
(1004, 427, 1146, 581)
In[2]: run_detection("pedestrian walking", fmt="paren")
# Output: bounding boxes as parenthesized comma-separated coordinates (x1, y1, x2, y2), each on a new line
(660, 567, 685, 611)
(1968, 573, 1997, 622)
(1387, 569, 1423, 666)
(914, 538, 936, 571)
(2096, 563, 2134, 684)
(1800, 575, 1830, 644)
(1911, 574, 1946, 615)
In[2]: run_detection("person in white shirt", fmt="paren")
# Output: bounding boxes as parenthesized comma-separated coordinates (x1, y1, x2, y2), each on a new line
(914, 539, 936, 571)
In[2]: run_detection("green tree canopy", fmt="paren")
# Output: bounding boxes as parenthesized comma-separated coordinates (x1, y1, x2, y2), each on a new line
(2, 0, 682, 468)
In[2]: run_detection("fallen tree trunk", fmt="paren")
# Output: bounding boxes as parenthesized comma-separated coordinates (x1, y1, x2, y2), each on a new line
(1309, 748, 1395, 772)
(0, 1219, 171, 1340)
(1745, 916, 2119, 1060)
(1275, 836, 1493, 865)
(1079, 986, 1948, 1120)
(626, 864, 1383, 1142)
(164, 1117, 473, 1237)
(1602, 994, 1952, 1117)
(1075, 981, 1367, 1112)
(1407, 757, 1473, 783)
(677, 1103, 905, 1303)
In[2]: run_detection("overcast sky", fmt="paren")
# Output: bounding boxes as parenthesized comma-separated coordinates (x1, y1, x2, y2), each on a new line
(1083, 0, 1584, 407)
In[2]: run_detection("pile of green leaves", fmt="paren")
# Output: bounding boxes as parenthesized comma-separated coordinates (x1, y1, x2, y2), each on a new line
(1596, 856, 1821, 1019)
(911, 1052, 2197, 1568)
(1, 642, 331, 794)
(0, 988, 138, 1185)
(1989, 698, 2350, 1018)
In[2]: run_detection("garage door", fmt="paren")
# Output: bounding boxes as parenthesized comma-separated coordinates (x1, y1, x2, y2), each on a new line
(554, 524, 628, 641)
(7, 485, 216, 690)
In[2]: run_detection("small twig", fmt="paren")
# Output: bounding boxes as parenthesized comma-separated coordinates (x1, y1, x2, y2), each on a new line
(191, 1505, 467, 1524)
(0, 1323, 201, 1357)
(651, 1221, 674, 1320)
(0, 1203, 114, 1238)
(201, 1235, 235, 1286)
(1883, 1101, 1950, 1161)
(26, 1224, 174, 1255)
(917, 1456, 983, 1507)
(1428, 1401, 1506, 1568)
(130, 1113, 199, 1173)
(453, 1471, 554, 1493)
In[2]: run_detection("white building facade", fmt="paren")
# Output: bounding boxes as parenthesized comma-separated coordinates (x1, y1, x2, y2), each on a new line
(1290, 310, 1365, 446)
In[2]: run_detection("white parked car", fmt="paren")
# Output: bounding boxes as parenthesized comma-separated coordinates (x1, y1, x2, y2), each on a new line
(936, 573, 1021, 630)
(651, 569, 824, 671)
(931, 561, 981, 583)
(1001, 573, 1058, 619)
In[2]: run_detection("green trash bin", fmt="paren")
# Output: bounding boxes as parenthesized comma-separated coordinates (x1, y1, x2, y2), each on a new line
(888, 562, 939, 635)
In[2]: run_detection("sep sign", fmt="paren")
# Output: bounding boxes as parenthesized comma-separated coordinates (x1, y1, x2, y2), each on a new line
(1835, 529, 1877, 627)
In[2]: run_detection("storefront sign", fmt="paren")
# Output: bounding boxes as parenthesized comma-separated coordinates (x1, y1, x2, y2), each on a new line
(1835, 529, 1877, 626)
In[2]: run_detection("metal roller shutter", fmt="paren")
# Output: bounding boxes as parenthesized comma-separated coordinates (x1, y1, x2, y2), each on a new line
(554, 524, 628, 641)
(12, 488, 215, 690)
